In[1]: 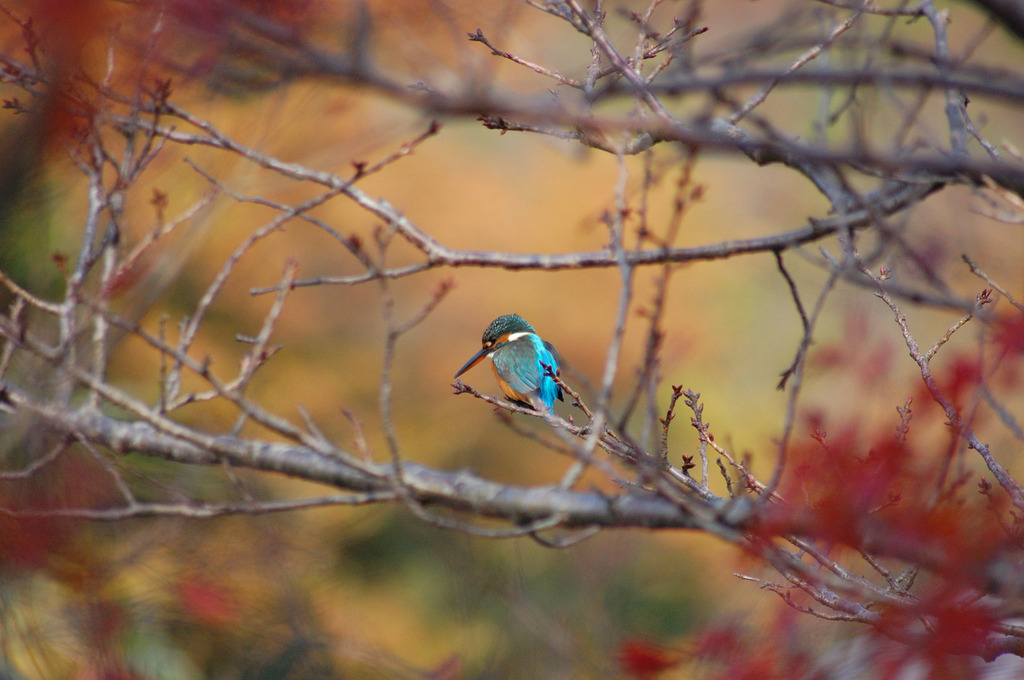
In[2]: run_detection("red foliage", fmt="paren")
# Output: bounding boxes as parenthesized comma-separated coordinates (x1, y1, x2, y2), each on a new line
(873, 591, 998, 679)
(689, 602, 995, 680)
(19, 0, 314, 51)
(691, 625, 743, 660)
(757, 410, 1008, 587)
(688, 619, 821, 680)
(994, 311, 1024, 359)
(19, 0, 111, 63)
(995, 311, 1024, 391)
(941, 355, 983, 407)
(879, 502, 1007, 584)
(617, 639, 681, 679)
(0, 513, 75, 570)
(0, 454, 119, 573)
(161, 0, 316, 79)
(175, 573, 241, 627)
(10, 0, 317, 118)
(919, 596, 995, 659)
(767, 423, 912, 546)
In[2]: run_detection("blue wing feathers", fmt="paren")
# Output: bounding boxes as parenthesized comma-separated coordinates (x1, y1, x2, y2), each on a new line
(492, 334, 562, 410)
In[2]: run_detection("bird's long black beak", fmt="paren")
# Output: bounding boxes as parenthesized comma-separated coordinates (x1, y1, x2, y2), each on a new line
(454, 346, 489, 379)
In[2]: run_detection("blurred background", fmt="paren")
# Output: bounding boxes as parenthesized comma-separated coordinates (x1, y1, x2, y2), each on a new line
(1, 0, 1023, 678)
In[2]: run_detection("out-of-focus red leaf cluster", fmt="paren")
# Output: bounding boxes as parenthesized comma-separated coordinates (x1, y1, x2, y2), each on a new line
(617, 638, 681, 680)
(0, 455, 115, 573)
(994, 311, 1024, 361)
(769, 423, 913, 546)
(175, 573, 242, 627)
(18, 0, 313, 54)
(687, 618, 819, 680)
(0, 512, 75, 570)
(689, 603, 993, 680)
(937, 355, 984, 408)
(884, 591, 995, 656)
(760, 411, 1007, 583)
(6, 0, 317, 147)
(873, 589, 999, 679)
(13, 0, 110, 63)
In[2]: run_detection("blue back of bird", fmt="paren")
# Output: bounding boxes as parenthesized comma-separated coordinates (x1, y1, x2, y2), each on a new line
(492, 334, 562, 410)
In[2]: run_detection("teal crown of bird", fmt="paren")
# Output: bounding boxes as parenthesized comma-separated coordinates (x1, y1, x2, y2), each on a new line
(454, 313, 564, 412)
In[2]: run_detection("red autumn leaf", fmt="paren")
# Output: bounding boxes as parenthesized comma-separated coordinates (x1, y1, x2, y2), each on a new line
(617, 639, 680, 679)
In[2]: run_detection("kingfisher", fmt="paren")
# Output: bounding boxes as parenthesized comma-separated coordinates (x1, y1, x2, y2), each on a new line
(454, 314, 564, 412)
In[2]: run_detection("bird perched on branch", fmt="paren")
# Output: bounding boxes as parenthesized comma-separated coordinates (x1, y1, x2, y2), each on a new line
(454, 313, 564, 412)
